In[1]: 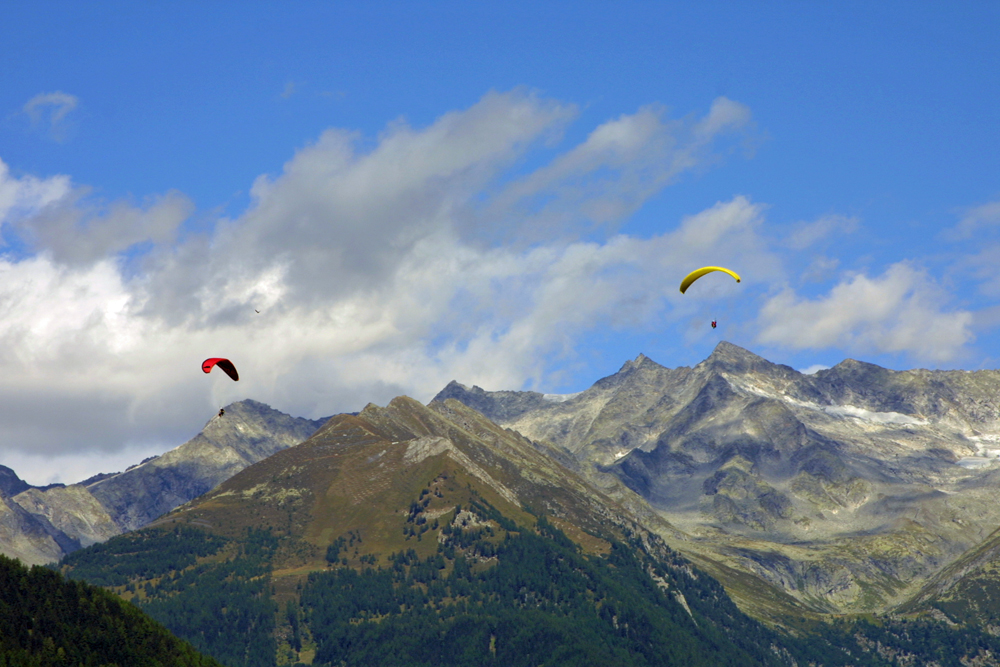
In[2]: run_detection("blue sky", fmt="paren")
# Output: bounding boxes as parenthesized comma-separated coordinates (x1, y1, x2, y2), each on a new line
(1, 2, 998, 484)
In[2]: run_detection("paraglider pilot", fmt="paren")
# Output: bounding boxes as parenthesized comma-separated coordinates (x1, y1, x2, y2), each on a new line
(218, 408, 225, 418)
(711, 320, 717, 329)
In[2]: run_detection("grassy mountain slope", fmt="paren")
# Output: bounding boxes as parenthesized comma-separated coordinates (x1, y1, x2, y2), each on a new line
(896, 522, 1000, 628)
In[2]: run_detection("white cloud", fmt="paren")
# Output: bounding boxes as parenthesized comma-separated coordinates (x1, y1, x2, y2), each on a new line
(756, 262, 973, 363)
(0, 90, 765, 483)
(22, 91, 79, 140)
(945, 200, 1000, 241)
(671, 195, 767, 254)
(483, 96, 753, 241)
(10, 189, 193, 266)
(693, 96, 753, 139)
(801, 255, 840, 282)
(786, 214, 859, 250)
(0, 159, 190, 266)
(964, 243, 1000, 298)
(0, 159, 72, 230)
(799, 364, 830, 375)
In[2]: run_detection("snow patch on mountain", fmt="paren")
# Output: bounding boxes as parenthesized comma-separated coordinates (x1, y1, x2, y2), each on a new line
(543, 392, 582, 403)
(730, 377, 928, 425)
(822, 404, 926, 425)
(957, 434, 1000, 468)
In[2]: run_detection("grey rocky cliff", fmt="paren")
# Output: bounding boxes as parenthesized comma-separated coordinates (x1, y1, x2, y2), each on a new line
(1, 399, 325, 565)
(434, 341, 1000, 616)
(0, 466, 79, 565)
(12, 485, 118, 550)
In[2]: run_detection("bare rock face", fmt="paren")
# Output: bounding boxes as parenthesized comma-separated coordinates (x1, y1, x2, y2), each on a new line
(0, 466, 79, 565)
(1, 399, 325, 565)
(0, 497, 79, 566)
(433, 381, 550, 422)
(13, 486, 118, 549)
(435, 341, 1000, 616)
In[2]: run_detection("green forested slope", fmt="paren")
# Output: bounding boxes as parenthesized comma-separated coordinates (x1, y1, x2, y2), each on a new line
(58, 500, 1000, 667)
(0, 553, 221, 667)
(302, 513, 785, 667)
(61, 526, 276, 667)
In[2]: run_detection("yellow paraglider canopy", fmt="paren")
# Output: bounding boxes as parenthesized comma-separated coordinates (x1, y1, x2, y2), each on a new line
(679, 266, 741, 294)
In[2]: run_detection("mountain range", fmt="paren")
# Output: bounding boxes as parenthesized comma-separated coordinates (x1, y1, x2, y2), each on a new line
(435, 341, 1000, 621)
(9, 340, 1000, 661)
(52, 352, 1000, 666)
(64, 396, 800, 666)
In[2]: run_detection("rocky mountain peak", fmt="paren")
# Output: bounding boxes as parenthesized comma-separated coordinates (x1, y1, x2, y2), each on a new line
(618, 352, 653, 373)
(359, 402, 382, 417)
(824, 357, 894, 380)
(698, 341, 800, 383)
(432, 380, 547, 423)
(591, 353, 668, 392)
(702, 341, 770, 371)
(437, 380, 478, 396)
(81, 399, 326, 535)
(0, 465, 30, 498)
(200, 398, 293, 435)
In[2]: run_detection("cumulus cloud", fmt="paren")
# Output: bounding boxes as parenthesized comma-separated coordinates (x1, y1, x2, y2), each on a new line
(0, 90, 766, 483)
(757, 262, 973, 363)
(22, 91, 79, 140)
(10, 88, 980, 483)
(1, 156, 192, 267)
(693, 96, 753, 139)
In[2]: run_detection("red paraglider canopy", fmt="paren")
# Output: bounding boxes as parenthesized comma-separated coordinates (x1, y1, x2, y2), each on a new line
(202, 358, 239, 381)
